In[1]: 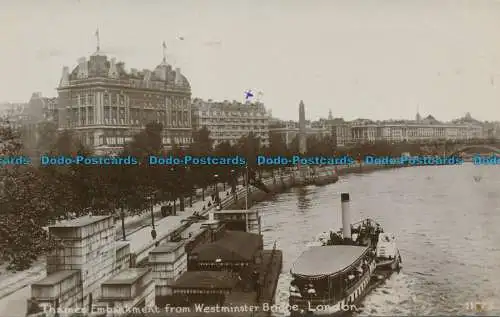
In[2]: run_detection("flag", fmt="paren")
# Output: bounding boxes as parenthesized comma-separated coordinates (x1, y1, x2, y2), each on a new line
(162, 41, 166, 49)
(95, 28, 99, 37)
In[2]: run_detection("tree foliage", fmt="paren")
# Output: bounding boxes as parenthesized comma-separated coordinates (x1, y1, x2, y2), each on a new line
(1, 116, 427, 271)
(0, 120, 58, 270)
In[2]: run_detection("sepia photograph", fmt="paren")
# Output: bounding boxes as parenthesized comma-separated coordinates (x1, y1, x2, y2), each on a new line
(0, 0, 499, 316)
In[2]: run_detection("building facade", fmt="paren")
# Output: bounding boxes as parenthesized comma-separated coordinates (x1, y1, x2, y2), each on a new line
(270, 112, 487, 148)
(57, 50, 192, 154)
(269, 120, 331, 146)
(348, 113, 484, 144)
(191, 99, 270, 147)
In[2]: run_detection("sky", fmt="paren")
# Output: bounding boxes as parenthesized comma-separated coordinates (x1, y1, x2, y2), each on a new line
(1, 0, 500, 122)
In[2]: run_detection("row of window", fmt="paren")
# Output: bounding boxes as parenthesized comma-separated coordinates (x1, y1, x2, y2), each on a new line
(200, 111, 266, 117)
(77, 134, 193, 146)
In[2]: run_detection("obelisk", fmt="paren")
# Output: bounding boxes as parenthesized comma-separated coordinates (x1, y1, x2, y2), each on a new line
(298, 100, 307, 154)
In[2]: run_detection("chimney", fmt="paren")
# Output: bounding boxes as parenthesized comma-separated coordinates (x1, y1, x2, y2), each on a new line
(108, 57, 118, 78)
(341, 193, 351, 240)
(60, 66, 70, 87)
(175, 68, 182, 85)
(77, 57, 88, 78)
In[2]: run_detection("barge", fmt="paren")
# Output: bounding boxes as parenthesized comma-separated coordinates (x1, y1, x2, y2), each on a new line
(289, 193, 401, 316)
(296, 166, 339, 186)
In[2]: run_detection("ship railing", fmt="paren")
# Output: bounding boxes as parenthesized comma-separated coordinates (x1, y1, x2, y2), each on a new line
(290, 296, 337, 307)
(352, 218, 381, 228)
(259, 240, 278, 302)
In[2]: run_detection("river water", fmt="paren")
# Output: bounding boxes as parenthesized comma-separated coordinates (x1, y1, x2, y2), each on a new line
(258, 164, 500, 316)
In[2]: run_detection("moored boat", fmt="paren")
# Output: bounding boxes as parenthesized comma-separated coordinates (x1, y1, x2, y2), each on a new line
(288, 193, 401, 316)
(312, 168, 339, 186)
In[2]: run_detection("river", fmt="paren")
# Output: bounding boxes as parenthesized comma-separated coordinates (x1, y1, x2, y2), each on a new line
(259, 164, 500, 316)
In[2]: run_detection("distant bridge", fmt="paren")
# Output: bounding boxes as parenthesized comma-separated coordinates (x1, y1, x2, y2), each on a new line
(449, 144, 500, 157)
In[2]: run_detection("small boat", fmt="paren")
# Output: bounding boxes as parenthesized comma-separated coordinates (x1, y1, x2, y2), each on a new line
(313, 168, 339, 186)
(473, 176, 482, 182)
(289, 193, 401, 316)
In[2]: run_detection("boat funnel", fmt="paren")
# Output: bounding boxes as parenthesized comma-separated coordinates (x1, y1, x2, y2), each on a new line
(341, 193, 351, 240)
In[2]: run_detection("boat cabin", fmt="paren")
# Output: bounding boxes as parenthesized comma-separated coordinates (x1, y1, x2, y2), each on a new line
(188, 230, 263, 272)
(289, 245, 375, 306)
(325, 218, 383, 247)
(169, 271, 239, 305)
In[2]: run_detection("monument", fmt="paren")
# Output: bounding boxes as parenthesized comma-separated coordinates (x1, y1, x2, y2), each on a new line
(297, 100, 311, 184)
(298, 100, 307, 154)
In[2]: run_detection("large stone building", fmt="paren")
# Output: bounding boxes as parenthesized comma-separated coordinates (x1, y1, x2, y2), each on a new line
(0, 94, 58, 152)
(270, 107, 488, 148)
(269, 120, 331, 146)
(57, 46, 192, 154)
(347, 112, 484, 144)
(191, 99, 270, 147)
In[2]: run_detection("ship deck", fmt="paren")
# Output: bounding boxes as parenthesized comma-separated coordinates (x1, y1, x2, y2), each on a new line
(146, 249, 283, 317)
(291, 245, 369, 277)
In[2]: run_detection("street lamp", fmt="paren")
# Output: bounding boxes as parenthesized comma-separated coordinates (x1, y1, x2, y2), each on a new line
(147, 195, 155, 231)
(230, 169, 237, 200)
(213, 174, 219, 203)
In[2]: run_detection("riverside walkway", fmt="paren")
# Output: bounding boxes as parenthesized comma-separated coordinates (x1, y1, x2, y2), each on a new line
(0, 183, 246, 317)
(0, 165, 366, 317)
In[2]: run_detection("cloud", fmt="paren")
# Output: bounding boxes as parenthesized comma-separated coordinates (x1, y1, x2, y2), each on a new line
(35, 49, 64, 59)
(203, 40, 222, 47)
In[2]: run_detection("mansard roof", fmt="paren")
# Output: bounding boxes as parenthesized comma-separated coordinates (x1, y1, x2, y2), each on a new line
(67, 54, 190, 87)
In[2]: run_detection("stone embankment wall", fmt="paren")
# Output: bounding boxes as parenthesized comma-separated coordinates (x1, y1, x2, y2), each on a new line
(225, 164, 403, 210)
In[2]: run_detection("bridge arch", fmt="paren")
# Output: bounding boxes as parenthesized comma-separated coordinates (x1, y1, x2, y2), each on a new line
(449, 144, 500, 157)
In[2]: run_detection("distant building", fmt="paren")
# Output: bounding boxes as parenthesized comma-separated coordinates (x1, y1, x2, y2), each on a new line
(348, 113, 484, 143)
(296, 111, 488, 146)
(323, 118, 352, 146)
(191, 99, 270, 147)
(29, 93, 58, 124)
(0, 102, 29, 130)
(0, 94, 58, 151)
(482, 121, 500, 139)
(57, 46, 192, 154)
(269, 119, 331, 146)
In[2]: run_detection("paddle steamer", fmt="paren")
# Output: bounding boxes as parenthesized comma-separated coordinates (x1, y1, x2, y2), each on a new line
(288, 193, 401, 316)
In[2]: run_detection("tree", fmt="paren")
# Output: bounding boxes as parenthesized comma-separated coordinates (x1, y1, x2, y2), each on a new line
(39, 130, 95, 218)
(268, 132, 288, 157)
(35, 121, 58, 155)
(237, 132, 261, 169)
(0, 119, 58, 270)
(189, 127, 214, 200)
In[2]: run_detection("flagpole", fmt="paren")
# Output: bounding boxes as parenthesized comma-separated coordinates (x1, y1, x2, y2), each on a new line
(245, 164, 249, 232)
(162, 41, 167, 63)
(245, 164, 249, 211)
(95, 27, 100, 53)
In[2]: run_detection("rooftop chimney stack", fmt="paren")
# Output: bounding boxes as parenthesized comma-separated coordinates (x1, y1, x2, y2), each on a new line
(108, 58, 119, 79)
(175, 68, 182, 85)
(341, 193, 351, 240)
(59, 66, 69, 87)
(77, 57, 88, 79)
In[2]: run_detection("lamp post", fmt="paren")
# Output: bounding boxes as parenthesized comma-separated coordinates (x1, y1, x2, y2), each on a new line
(230, 169, 237, 201)
(149, 194, 157, 241)
(120, 201, 126, 241)
(147, 195, 155, 231)
(213, 173, 219, 204)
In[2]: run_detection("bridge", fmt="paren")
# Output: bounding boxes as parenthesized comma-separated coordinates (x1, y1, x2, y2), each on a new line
(449, 144, 500, 157)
